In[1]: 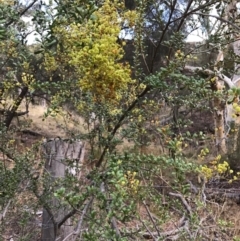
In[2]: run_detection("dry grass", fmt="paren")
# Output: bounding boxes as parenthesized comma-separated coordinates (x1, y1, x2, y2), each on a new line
(16, 104, 86, 138)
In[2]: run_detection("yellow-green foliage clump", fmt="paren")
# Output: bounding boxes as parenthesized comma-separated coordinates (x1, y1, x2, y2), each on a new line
(0, 0, 13, 5)
(124, 170, 140, 194)
(228, 87, 240, 117)
(117, 170, 140, 196)
(52, 0, 136, 103)
(232, 102, 240, 117)
(109, 160, 140, 197)
(199, 154, 240, 183)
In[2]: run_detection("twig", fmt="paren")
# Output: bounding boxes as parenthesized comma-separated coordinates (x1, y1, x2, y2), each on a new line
(141, 219, 157, 240)
(110, 217, 121, 237)
(0, 146, 15, 162)
(6, 0, 39, 27)
(142, 216, 187, 239)
(183, 220, 193, 240)
(72, 197, 94, 240)
(57, 209, 77, 229)
(62, 197, 94, 241)
(169, 192, 192, 216)
(195, 13, 240, 31)
(0, 200, 11, 223)
(142, 224, 185, 239)
(143, 201, 161, 237)
(184, 65, 235, 89)
(100, 181, 121, 238)
(77, 142, 85, 181)
(201, 181, 207, 205)
(163, 234, 179, 241)
(187, 180, 199, 194)
(193, 215, 209, 240)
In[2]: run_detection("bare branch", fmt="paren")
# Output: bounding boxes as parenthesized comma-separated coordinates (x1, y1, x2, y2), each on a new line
(141, 216, 186, 239)
(77, 142, 86, 181)
(184, 65, 235, 88)
(196, 13, 240, 31)
(169, 1, 226, 25)
(140, 218, 157, 240)
(150, 0, 178, 72)
(6, 0, 39, 27)
(169, 192, 192, 216)
(57, 209, 77, 229)
(176, 0, 195, 31)
(143, 201, 161, 237)
(96, 85, 151, 167)
(0, 200, 11, 223)
(62, 197, 94, 241)
(14, 110, 29, 117)
(100, 182, 121, 238)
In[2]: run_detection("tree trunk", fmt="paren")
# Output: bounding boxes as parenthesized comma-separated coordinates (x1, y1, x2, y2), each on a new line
(213, 48, 227, 154)
(213, 92, 227, 153)
(225, 0, 240, 152)
(41, 138, 84, 241)
(213, 0, 239, 154)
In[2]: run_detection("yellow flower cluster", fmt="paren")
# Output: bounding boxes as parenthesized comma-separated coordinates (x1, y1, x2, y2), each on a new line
(22, 72, 34, 85)
(55, 0, 134, 103)
(109, 108, 122, 116)
(200, 165, 213, 179)
(44, 53, 58, 72)
(138, 83, 146, 91)
(232, 103, 240, 117)
(123, 10, 139, 27)
(118, 170, 140, 194)
(217, 161, 230, 174)
(199, 155, 238, 183)
(198, 148, 209, 160)
(228, 173, 240, 183)
(124, 171, 140, 194)
(175, 50, 185, 60)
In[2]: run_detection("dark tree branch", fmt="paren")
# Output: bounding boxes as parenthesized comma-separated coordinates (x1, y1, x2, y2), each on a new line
(6, 0, 39, 27)
(4, 86, 28, 128)
(150, 0, 178, 73)
(62, 197, 94, 241)
(57, 209, 77, 229)
(96, 86, 151, 167)
(31, 92, 51, 103)
(0, 109, 28, 117)
(195, 13, 240, 31)
(169, 0, 222, 25)
(176, 0, 194, 32)
(14, 110, 29, 117)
